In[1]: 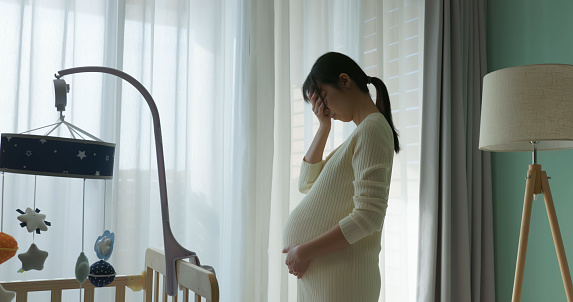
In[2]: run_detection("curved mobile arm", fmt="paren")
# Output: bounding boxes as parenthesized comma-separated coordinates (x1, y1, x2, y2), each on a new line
(56, 66, 197, 296)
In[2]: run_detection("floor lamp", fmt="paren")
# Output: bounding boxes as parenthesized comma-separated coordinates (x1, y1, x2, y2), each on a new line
(479, 64, 573, 301)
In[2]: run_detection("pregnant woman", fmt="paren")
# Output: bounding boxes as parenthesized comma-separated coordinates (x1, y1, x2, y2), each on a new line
(283, 52, 400, 302)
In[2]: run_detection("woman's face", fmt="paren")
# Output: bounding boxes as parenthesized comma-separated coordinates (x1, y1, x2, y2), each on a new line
(317, 80, 353, 122)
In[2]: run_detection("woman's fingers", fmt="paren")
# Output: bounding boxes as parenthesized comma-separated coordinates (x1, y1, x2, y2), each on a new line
(309, 89, 317, 105)
(311, 91, 319, 112)
(318, 101, 327, 116)
(310, 90, 322, 106)
(310, 89, 330, 121)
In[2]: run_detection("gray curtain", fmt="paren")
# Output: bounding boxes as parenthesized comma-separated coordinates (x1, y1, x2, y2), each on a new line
(417, 0, 495, 301)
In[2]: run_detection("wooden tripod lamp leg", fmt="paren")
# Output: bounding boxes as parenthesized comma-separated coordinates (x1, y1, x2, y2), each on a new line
(511, 166, 537, 302)
(512, 167, 538, 302)
(540, 171, 573, 301)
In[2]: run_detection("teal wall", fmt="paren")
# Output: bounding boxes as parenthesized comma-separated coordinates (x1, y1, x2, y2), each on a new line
(487, 1, 573, 301)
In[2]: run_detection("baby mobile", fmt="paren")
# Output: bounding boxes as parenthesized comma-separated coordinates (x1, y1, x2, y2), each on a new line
(0, 79, 116, 302)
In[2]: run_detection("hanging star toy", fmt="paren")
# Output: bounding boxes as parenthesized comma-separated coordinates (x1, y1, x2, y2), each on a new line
(16, 208, 51, 234)
(17, 243, 48, 272)
(0, 284, 15, 302)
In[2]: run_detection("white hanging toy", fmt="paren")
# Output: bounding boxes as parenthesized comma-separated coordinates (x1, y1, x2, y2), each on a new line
(16, 208, 50, 234)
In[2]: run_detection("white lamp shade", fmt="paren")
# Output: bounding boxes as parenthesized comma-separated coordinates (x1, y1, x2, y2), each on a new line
(479, 64, 573, 152)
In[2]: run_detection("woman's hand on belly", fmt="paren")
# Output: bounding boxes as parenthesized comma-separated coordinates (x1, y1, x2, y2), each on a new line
(283, 245, 311, 279)
(283, 224, 350, 279)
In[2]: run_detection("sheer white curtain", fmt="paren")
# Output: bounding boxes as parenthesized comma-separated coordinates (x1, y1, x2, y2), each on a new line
(0, 0, 274, 301)
(0, 4, 124, 302)
(269, 1, 424, 301)
(0, 0, 422, 301)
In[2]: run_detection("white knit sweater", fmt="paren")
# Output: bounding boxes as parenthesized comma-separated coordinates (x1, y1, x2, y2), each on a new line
(283, 112, 394, 302)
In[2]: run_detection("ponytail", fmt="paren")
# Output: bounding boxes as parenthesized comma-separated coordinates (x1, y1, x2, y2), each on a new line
(368, 76, 400, 154)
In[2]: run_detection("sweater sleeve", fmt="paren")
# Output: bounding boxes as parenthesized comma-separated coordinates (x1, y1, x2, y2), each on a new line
(298, 158, 326, 194)
(339, 120, 393, 244)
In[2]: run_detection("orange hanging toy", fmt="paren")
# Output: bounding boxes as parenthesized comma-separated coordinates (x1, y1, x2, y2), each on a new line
(0, 232, 18, 265)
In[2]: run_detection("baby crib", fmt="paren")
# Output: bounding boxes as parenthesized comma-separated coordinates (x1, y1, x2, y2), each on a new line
(0, 248, 219, 302)
(1, 66, 220, 302)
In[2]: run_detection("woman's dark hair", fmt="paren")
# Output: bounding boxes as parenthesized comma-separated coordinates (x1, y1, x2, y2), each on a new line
(301, 52, 400, 153)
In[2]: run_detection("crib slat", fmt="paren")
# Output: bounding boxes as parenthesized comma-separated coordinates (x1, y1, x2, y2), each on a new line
(145, 267, 154, 302)
(51, 289, 62, 302)
(194, 293, 200, 302)
(182, 289, 189, 302)
(143, 267, 153, 302)
(154, 271, 160, 302)
(84, 287, 95, 302)
(116, 285, 126, 302)
(163, 278, 168, 301)
(16, 292, 27, 302)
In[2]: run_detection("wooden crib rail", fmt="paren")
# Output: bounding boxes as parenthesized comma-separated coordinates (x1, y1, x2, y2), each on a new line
(144, 248, 219, 302)
(0, 274, 143, 302)
(0, 248, 218, 302)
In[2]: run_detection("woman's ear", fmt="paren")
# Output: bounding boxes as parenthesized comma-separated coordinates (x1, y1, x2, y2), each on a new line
(338, 73, 351, 88)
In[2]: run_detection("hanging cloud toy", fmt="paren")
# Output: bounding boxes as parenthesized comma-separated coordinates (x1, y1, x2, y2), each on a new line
(16, 208, 51, 234)
(94, 230, 114, 261)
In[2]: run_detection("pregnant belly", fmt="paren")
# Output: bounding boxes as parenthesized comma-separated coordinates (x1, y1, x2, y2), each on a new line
(283, 193, 348, 247)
